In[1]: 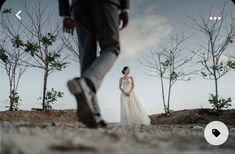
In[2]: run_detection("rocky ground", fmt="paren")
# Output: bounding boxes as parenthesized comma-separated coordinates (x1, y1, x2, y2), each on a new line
(1, 109, 235, 154)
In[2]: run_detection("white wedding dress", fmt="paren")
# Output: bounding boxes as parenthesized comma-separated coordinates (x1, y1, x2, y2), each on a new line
(120, 78, 151, 125)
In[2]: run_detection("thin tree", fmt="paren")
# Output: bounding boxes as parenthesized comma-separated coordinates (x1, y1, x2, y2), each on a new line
(189, 7, 235, 111)
(0, 46, 26, 110)
(1, 0, 68, 110)
(140, 34, 195, 114)
(0, 9, 27, 110)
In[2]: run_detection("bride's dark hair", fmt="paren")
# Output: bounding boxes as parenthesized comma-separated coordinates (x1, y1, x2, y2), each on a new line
(122, 66, 129, 74)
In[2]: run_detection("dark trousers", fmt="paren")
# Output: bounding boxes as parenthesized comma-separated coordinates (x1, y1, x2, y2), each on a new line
(72, 3, 120, 91)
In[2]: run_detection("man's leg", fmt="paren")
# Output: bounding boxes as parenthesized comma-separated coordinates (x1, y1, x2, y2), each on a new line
(68, 5, 106, 128)
(72, 5, 97, 75)
(83, 3, 120, 91)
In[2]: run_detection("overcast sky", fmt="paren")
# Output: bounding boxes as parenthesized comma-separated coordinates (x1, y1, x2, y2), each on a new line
(1, 0, 235, 122)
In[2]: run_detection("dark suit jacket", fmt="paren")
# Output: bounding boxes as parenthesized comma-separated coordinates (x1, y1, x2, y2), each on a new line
(0, 0, 6, 10)
(58, 0, 129, 16)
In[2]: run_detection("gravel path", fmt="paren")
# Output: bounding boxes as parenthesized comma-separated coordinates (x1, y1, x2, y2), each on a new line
(1, 123, 235, 154)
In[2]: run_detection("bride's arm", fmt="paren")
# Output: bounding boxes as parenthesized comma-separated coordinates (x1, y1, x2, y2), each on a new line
(128, 77, 134, 94)
(119, 78, 125, 93)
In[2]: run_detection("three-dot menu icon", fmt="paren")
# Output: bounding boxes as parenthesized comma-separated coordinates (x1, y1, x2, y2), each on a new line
(209, 17, 222, 21)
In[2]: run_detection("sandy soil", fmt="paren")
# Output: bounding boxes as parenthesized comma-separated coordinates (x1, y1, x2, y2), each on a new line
(1, 109, 235, 154)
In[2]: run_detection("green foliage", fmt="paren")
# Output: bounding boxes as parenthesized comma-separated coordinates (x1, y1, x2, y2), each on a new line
(0, 48, 8, 63)
(5, 90, 21, 111)
(39, 88, 64, 110)
(11, 35, 24, 48)
(41, 33, 56, 46)
(2, 8, 12, 14)
(227, 60, 235, 69)
(170, 71, 178, 80)
(213, 62, 228, 72)
(208, 94, 232, 111)
(48, 52, 68, 70)
(24, 41, 39, 56)
(201, 71, 207, 78)
(50, 61, 67, 71)
(161, 59, 172, 68)
(47, 53, 60, 63)
(227, 36, 234, 43)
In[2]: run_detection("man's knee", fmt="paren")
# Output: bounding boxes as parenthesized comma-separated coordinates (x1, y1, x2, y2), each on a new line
(100, 35, 120, 54)
(100, 44, 120, 57)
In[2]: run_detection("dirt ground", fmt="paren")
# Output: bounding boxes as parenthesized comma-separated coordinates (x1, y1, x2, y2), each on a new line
(150, 109, 235, 126)
(0, 109, 79, 124)
(1, 109, 235, 126)
(1, 109, 235, 154)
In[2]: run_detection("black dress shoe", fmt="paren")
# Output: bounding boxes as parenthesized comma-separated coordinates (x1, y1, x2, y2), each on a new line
(67, 78, 107, 128)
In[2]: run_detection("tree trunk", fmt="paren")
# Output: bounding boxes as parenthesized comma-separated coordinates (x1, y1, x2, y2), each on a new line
(166, 65, 173, 114)
(158, 54, 167, 114)
(212, 54, 219, 110)
(160, 74, 167, 114)
(167, 80, 172, 114)
(42, 67, 49, 110)
(9, 86, 13, 111)
(214, 77, 219, 110)
(8, 70, 13, 111)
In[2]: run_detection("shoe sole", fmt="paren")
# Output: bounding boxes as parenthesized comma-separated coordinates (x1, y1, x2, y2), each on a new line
(67, 79, 98, 128)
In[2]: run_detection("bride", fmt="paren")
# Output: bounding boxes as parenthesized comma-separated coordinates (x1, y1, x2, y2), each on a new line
(119, 66, 151, 125)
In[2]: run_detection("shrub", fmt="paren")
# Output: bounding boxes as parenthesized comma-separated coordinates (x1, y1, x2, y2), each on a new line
(38, 88, 64, 110)
(208, 94, 232, 111)
(5, 90, 21, 111)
